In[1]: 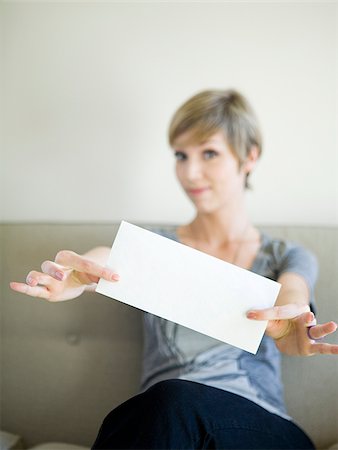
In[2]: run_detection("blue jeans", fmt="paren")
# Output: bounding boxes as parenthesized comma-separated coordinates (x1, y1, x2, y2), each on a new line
(92, 379, 315, 449)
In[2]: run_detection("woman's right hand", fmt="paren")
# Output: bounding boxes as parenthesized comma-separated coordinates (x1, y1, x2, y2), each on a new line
(10, 249, 119, 302)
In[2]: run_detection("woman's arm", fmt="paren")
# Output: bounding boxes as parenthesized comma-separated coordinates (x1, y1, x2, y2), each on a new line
(10, 246, 119, 301)
(246, 272, 338, 356)
(275, 272, 311, 307)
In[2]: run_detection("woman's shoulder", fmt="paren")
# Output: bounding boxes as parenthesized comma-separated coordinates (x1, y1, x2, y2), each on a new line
(259, 231, 317, 264)
(145, 226, 179, 242)
(258, 231, 318, 291)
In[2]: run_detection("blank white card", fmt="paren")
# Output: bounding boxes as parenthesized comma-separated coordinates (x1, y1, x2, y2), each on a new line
(96, 221, 281, 354)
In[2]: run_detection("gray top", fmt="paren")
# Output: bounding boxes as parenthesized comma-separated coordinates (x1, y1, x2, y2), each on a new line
(140, 229, 318, 420)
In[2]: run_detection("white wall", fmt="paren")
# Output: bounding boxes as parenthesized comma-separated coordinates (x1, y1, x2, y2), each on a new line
(0, 2, 4, 221)
(2, 1, 337, 225)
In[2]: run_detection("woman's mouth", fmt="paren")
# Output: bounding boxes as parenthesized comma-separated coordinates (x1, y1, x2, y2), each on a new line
(187, 187, 210, 196)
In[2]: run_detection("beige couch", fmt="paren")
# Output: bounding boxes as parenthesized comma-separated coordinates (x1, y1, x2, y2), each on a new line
(1, 224, 337, 449)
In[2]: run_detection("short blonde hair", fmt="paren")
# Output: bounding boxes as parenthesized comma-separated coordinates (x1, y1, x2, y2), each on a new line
(168, 89, 262, 188)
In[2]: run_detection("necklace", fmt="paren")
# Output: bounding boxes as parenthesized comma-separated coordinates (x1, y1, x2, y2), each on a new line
(185, 221, 251, 266)
(229, 222, 250, 265)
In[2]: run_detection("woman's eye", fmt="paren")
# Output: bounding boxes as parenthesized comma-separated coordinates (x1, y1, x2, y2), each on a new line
(174, 151, 187, 161)
(203, 150, 218, 159)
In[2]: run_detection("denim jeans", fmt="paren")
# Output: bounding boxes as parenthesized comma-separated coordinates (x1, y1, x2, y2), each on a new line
(92, 379, 315, 450)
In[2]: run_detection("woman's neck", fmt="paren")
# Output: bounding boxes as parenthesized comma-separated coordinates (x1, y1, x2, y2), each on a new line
(184, 204, 255, 248)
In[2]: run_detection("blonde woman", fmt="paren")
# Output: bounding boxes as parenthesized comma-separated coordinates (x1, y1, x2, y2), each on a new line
(11, 90, 338, 449)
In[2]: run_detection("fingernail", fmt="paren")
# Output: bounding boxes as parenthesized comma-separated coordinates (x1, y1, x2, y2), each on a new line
(247, 312, 257, 319)
(306, 313, 315, 324)
(111, 273, 120, 281)
(27, 277, 34, 285)
(55, 271, 64, 281)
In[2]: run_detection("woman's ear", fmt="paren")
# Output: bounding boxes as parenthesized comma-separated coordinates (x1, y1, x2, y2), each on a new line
(243, 145, 260, 174)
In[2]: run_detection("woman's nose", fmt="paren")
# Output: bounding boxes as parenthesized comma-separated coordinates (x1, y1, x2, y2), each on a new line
(184, 160, 203, 181)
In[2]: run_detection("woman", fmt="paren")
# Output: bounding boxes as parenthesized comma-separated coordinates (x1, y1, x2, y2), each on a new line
(10, 89, 338, 449)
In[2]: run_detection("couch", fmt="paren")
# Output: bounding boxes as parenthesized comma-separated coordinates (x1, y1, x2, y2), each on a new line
(1, 224, 337, 449)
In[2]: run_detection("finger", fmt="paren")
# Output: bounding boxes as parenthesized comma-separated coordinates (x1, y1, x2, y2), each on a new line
(247, 303, 310, 321)
(307, 321, 337, 341)
(309, 342, 338, 355)
(26, 270, 56, 287)
(41, 260, 68, 281)
(303, 311, 316, 326)
(55, 250, 119, 282)
(9, 282, 51, 299)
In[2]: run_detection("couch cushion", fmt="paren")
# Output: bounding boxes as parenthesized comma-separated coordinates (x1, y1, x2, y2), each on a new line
(28, 443, 89, 450)
(328, 443, 338, 450)
(0, 430, 24, 450)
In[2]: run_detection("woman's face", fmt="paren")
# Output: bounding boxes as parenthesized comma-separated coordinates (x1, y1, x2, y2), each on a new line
(173, 130, 250, 214)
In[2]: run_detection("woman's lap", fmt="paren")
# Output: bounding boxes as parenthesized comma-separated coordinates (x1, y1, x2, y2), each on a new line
(92, 379, 314, 450)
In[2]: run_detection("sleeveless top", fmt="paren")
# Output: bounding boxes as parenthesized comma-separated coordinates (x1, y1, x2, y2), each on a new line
(140, 229, 318, 420)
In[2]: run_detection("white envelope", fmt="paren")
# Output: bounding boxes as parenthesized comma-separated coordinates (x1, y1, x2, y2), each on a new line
(96, 221, 281, 354)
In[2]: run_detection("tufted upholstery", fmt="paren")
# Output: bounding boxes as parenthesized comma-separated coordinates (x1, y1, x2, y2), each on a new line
(0, 224, 337, 449)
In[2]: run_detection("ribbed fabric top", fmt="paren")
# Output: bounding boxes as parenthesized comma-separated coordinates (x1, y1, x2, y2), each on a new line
(140, 229, 318, 420)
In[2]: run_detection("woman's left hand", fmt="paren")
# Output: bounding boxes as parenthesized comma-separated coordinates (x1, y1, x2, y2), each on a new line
(247, 304, 338, 356)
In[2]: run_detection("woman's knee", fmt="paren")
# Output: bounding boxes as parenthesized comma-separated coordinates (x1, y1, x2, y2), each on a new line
(144, 379, 199, 409)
